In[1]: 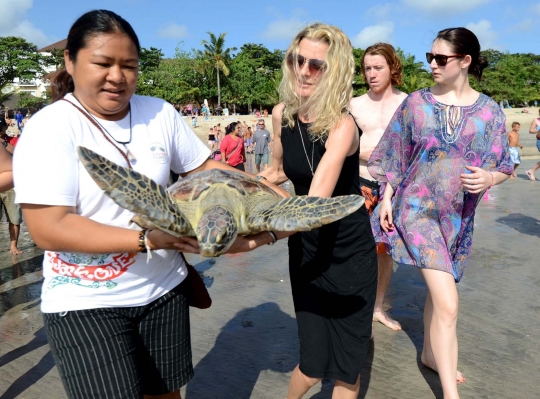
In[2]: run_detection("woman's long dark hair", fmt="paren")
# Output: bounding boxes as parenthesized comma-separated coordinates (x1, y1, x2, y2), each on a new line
(225, 122, 239, 135)
(435, 27, 488, 81)
(51, 10, 140, 102)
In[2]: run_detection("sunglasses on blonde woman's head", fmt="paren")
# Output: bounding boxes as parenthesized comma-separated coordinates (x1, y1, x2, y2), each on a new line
(287, 53, 326, 74)
(426, 52, 466, 67)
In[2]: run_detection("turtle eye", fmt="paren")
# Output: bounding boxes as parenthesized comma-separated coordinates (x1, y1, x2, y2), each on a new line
(151, 146, 155, 151)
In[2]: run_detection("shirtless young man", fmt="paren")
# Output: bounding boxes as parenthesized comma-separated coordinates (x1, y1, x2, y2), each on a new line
(350, 43, 407, 330)
(507, 122, 522, 178)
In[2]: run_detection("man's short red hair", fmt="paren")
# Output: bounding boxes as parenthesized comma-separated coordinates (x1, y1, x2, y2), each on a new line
(361, 43, 403, 86)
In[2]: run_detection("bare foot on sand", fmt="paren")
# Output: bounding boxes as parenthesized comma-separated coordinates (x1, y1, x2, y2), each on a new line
(373, 310, 402, 331)
(526, 170, 536, 181)
(10, 247, 22, 255)
(421, 351, 466, 384)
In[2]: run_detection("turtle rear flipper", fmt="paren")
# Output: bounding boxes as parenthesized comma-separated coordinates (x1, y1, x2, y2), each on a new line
(77, 146, 194, 237)
(247, 195, 365, 232)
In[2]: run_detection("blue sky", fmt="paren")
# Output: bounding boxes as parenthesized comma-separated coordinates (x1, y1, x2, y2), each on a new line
(1, 0, 538, 67)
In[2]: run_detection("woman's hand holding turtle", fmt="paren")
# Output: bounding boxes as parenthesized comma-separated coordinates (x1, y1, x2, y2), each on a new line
(460, 166, 493, 194)
(144, 229, 200, 253)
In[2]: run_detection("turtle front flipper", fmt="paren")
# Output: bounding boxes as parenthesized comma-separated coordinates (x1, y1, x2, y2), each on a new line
(247, 195, 365, 232)
(77, 146, 194, 237)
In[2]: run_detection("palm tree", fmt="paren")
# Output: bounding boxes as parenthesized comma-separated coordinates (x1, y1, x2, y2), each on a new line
(201, 32, 236, 107)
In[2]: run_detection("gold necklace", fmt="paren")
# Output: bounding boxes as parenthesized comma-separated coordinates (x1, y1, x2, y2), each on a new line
(297, 117, 314, 176)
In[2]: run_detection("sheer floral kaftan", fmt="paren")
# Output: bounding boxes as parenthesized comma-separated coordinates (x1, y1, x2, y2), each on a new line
(368, 88, 513, 282)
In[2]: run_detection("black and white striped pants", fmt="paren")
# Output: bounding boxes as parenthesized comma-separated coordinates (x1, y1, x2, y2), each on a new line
(43, 281, 193, 399)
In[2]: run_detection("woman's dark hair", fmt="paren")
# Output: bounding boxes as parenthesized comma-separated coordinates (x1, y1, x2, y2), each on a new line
(225, 122, 239, 135)
(435, 27, 488, 81)
(51, 10, 140, 102)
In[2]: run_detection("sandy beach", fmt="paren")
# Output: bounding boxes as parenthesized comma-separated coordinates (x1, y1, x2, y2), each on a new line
(1, 106, 539, 398)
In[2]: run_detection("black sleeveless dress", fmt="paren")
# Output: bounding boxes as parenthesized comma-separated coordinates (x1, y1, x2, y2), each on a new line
(282, 118, 377, 384)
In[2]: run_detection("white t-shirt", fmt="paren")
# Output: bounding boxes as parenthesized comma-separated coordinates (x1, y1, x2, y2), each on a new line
(13, 94, 211, 313)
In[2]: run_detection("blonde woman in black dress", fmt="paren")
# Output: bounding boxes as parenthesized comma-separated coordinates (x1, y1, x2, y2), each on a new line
(257, 23, 377, 399)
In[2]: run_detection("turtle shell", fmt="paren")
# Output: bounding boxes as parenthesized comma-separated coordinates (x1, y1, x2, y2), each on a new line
(167, 169, 279, 202)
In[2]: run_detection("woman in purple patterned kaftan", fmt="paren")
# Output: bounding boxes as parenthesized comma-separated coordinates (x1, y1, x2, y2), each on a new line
(368, 89, 512, 283)
(368, 28, 512, 399)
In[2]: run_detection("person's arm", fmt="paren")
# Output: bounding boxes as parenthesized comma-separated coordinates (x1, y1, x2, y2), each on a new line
(379, 183, 395, 233)
(0, 138, 15, 155)
(460, 168, 509, 194)
(219, 136, 228, 163)
(367, 99, 413, 190)
(21, 204, 199, 253)
(529, 118, 539, 134)
(227, 113, 360, 254)
(461, 108, 512, 193)
(307, 114, 358, 197)
(241, 138, 246, 164)
(0, 144, 13, 192)
(258, 104, 289, 185)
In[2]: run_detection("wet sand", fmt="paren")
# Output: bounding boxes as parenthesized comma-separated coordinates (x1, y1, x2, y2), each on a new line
(1, 158, 540, 398)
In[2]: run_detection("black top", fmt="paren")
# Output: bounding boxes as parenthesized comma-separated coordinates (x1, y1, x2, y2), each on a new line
(282, 117, 374, 263)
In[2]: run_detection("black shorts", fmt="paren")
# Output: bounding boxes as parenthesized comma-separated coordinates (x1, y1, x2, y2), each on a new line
(43, 281, 193, 399)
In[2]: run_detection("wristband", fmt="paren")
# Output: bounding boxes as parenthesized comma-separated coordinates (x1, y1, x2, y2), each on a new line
(266, 231, 277, 245)
(489, 172, 495, 188)
(138, 230, 147, 253)
(255, 175, 267, 182)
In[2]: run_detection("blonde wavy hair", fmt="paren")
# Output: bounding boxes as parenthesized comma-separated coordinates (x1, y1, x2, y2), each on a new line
(279, 23, 355, 140)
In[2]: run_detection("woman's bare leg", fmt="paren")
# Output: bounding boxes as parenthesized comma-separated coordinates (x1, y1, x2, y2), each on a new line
(286, 365, 321, 399)
(419, 269, 461, 399)
(332, 376, 360, 399)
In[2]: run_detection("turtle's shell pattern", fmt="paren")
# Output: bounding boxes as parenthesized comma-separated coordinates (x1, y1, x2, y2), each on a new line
(168, 169, 279, 202)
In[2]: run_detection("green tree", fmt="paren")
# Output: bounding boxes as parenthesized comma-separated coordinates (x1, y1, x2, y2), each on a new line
(200, 32, 236, 107)
(352, 48, 368, 96)
(396, 49, 433, 94)
(136, 46, 209, 105)
(49, 47, 65, 69)
(0, 36, 52, 90)
(472, 51, 540, 105)
(136, 46, 164, 97)
(16, 91, 48, 110)
(223, 44, 283, 112)
(139, 47, 163, 73)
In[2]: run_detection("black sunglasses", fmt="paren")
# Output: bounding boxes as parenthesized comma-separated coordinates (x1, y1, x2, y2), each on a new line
(426, 52, 466, 67)
(287, 53, 326, 74)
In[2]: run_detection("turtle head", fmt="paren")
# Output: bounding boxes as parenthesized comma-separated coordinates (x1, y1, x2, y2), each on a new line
(196, 206, 238, 257)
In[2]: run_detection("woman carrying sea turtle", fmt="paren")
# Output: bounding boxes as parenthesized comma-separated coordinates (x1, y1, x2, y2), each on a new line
(13, 10, 287, 399)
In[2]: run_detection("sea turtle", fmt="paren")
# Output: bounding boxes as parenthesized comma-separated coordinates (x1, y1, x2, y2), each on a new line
(77, 146, 365, 257)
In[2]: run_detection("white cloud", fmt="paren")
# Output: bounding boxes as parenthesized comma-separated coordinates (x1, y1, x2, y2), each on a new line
(0, 0, 52, 47)
(261, 18, 307, 41)
(365, 3, 394, 20)
(510, 18, 533, 32)
(157, 23, 188, 39)
(352, 22, 394, 49)
(466, 20, 499, 49)
(402, 0, 489, 15)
